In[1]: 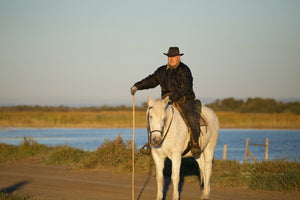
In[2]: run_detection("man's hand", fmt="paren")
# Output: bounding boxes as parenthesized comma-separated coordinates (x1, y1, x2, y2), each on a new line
(130, 86, 137, 95)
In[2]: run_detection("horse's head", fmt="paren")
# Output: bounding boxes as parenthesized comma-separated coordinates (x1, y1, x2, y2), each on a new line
(147, 95, 170, 147)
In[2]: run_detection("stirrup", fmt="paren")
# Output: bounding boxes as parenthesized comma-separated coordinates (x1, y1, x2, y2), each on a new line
(139, 143, 151, 155)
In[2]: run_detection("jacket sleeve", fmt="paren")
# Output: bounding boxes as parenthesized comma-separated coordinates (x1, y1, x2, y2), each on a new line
(134, 68, 160, 90)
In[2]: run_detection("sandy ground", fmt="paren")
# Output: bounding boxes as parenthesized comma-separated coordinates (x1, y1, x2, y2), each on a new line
(0, 159, 299, 200)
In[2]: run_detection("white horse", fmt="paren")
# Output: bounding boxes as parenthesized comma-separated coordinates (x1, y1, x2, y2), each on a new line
(147, 95, 219, 200)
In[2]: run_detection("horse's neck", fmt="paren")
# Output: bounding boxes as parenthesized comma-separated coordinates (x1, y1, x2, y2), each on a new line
(167, 105, 188, 134)
(164, 105, 173, 128)
(165, 105, 190, 151)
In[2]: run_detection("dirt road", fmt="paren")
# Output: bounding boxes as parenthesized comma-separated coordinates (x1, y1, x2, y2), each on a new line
(0, 159, 298, 200)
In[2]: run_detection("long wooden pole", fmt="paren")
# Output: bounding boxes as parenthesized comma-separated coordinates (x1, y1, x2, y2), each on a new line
(132, 95, 135, 200)
(223, 144, 227, 160)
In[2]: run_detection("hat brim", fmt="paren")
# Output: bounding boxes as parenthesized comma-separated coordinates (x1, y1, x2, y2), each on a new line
(163, 53, 184, 57)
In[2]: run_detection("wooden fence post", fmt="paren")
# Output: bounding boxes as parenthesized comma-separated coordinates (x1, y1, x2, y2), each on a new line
(265, 138, 269, 161)
(223, 145, 227, 160)
(245, 138, 262, 163)
(245, 138, 249, 163)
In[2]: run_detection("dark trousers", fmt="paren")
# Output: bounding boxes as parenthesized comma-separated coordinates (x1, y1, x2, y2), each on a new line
(179, 99, 200, 145)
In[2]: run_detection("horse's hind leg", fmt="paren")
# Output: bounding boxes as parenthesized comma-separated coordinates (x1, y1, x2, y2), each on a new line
(196, 150, 213, 200)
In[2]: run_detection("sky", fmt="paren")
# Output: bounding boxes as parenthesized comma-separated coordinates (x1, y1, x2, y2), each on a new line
(0, 0, 299, 106)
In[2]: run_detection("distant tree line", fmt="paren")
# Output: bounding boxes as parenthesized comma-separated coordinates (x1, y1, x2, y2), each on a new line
(205, 97, 300, 114)
(0, 97, 299, 114)
(0, 104, 145, 112)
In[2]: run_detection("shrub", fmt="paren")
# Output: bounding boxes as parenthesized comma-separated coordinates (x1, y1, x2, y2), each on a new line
(18, 137, 49, 157)
(46, 145, 88, 165)
(0, 137, 48, 162)
(0, 143, 18, 162)
(80, 134, 132, 172)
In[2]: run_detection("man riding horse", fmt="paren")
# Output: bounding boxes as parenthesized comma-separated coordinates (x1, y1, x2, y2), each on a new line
(130, 47, 201, 156)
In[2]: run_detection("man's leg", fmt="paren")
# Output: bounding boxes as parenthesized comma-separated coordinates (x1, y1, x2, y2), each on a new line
(180, 100, 201, 156)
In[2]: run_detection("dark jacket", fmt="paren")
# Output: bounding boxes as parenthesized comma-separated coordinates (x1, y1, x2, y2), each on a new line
(134, 62, 196, 103)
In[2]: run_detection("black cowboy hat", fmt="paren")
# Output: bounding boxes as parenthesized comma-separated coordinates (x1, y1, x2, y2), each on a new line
(163, 47, 184, 57)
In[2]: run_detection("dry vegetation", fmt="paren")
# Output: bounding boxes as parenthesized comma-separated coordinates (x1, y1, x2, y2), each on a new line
(0, 110, 300, 129)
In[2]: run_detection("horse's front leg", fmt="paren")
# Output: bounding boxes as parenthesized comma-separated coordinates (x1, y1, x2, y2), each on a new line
(171, 154, 181, 200)
(152, 151, 166, 200)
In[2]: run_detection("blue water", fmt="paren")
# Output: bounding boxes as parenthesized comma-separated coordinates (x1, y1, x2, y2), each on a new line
(0, 128, 299, 162)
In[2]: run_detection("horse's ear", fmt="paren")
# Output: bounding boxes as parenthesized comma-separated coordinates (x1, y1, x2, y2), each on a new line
(162, 96, 169, 105)
(147, 95, 154, 107)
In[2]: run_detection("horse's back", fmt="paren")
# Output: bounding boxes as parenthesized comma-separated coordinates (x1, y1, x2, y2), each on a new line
(201, 105, 219, 130)
(200, 105, 219, 147)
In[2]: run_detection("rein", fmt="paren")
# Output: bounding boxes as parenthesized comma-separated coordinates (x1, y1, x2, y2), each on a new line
(148, 105, 174, 147)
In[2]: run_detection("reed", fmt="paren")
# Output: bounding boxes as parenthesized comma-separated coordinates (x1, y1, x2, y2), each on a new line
(0, 110, 299, 129)
(217, 112, 300, 129)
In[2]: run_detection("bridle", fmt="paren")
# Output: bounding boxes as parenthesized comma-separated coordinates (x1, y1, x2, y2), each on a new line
(147, 105, 174, 147)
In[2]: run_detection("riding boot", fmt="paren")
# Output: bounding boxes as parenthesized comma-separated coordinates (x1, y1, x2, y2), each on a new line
(190, 129, 201, 156)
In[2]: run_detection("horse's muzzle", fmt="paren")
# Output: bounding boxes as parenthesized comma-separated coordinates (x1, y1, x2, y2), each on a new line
(150, 130, 163, 147)
(151, 137, 162, 146)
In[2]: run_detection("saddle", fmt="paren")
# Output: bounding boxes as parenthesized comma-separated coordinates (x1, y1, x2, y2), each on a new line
(173, 100, 208, 135)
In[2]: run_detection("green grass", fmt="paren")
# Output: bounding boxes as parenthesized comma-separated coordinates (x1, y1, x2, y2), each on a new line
(211, 160, 300, 191)
(1, 136, 299, 192)
(248, 160, 300, 192)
